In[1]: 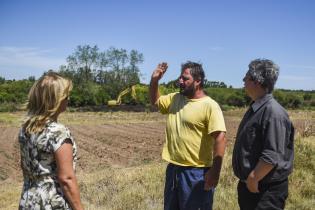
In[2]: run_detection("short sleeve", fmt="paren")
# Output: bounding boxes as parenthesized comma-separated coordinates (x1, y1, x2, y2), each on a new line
(260, 118, 289, 166)
(157, 93, 177, 114)
(207, 102, 226, 134)
(47, 123, 74, 152)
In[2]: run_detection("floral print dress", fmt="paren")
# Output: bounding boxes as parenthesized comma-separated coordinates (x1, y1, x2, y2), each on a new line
(18, 121, 77, 210)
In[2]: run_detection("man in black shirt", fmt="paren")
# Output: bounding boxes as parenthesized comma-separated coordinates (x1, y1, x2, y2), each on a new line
(232, 59, 294, 210)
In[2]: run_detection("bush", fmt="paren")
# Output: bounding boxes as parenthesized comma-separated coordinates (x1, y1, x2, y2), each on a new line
(286, 94, 303, 109)
(134, 84, 149, 105)
(303, 93, 312, 101)
(0, 102, 20, 112)
(226, 93, 246, 107)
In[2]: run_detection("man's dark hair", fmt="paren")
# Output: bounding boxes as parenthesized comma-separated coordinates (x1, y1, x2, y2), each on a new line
(247, 59, 279, 93)
(181, 61, 205, 88)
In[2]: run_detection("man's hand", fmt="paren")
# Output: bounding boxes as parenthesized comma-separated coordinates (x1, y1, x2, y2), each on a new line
(149, 62, 168, 105)
(204, 167, 219, 191)
(246, 170, 259, 193)
(245, 160, 274, 193)
(151, 62, 168, 81)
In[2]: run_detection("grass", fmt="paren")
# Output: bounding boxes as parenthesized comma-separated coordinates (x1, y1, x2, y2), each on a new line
(286, 136, 315, 210)
(0, 182, 20, 210)
(0, 112, 25, 127)
(79, 164, 165, 210)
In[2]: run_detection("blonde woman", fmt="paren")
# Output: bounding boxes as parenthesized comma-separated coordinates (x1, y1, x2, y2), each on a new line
(19, 72, 84, 210)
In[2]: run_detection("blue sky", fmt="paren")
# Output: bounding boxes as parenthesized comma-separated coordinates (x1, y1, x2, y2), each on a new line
(1, 0, 314, 90)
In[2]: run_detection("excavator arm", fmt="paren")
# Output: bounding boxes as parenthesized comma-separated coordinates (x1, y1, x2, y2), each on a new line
(107, 85, 137, 106)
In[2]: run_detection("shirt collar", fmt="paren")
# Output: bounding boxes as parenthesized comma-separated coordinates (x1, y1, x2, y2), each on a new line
(251, 94, 273, 112)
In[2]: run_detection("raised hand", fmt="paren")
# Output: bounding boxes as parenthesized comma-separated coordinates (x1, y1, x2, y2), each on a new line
(151, 62, 168, 81)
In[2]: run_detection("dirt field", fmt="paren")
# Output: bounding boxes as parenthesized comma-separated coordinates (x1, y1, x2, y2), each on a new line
(0, 110, 314, 183)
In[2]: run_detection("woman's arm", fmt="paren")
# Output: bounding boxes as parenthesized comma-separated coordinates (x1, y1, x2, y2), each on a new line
(55, 139, 84, 210)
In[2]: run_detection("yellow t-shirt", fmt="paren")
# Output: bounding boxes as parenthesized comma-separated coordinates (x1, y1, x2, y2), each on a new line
(157, 92, 226, 167)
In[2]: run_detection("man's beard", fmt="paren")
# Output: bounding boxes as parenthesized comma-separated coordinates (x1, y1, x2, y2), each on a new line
(180, 84, 196, 97)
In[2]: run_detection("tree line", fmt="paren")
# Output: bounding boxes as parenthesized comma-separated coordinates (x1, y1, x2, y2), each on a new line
(0, 45, 314, 111)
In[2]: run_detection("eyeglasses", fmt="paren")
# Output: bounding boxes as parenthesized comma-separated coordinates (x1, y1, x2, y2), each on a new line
(243, 74, 254, 82)
(179, 76, 190, 81)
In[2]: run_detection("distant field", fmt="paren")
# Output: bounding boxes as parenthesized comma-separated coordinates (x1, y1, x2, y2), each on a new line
(0, 109, 314, 209)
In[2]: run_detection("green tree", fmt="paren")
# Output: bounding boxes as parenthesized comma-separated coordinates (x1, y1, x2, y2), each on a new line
(58, 45, 144, 106)
(273, 90, 287, 106)
(67, 45, 99, 83)
(303, 93, 312, 101)
(0, 76, 5, 84)
(28, 76, 35, 82)
(96, 47, 143, 100)
(204, 80, 227, 88)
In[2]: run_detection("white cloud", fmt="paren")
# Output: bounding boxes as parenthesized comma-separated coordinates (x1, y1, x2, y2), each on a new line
(0, 46, 65, 70)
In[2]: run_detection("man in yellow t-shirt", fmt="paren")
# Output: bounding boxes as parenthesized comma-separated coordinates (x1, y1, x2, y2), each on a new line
(150, 61, 227, 210)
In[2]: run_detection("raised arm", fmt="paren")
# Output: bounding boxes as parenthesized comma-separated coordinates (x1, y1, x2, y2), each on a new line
(149, 62, 168, 105)
(55, 140, 84, 210)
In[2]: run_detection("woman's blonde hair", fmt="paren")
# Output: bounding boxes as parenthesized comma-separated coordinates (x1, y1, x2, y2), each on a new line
(23, 71, 72, 135)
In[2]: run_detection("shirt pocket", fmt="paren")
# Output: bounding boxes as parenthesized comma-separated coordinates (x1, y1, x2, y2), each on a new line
(243, 125, 261, 151)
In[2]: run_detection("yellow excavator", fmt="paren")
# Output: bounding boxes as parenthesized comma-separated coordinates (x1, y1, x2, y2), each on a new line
(107, 85, 137, 106)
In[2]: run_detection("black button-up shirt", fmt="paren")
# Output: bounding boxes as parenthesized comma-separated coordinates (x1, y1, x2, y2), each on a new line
(232, 94, 294, 184)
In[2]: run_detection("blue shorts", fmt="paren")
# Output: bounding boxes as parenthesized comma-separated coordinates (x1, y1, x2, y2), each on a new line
(164, 163, 215, 210)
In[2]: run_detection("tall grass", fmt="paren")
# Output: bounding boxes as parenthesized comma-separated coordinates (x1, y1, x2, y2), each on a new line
(286, 137, 315, 209)
(79, 164, 165, 210)
(0, 182, 20, 209)
(79, 136, 315, 210)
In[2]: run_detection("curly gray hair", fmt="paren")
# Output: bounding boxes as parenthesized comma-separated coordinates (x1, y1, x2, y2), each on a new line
(247, 59, 279, 93)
